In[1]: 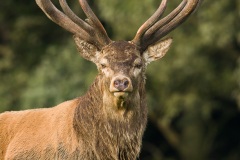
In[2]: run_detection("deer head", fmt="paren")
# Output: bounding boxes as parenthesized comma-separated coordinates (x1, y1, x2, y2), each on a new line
(36, 0, 201, 108)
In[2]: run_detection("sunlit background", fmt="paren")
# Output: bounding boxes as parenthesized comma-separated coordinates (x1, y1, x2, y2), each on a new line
(0, 0, 240, 159)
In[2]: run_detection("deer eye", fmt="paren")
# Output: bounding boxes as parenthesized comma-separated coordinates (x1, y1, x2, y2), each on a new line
(99, 58, 108, 69)
(133, 58, 142, 69)
(101, 64, 106, 68)
(134, 63, 142, 69)
(100, 63, 108, 69)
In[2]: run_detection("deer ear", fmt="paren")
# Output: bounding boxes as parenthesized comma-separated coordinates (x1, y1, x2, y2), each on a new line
(143, 38, 173, 65)
(74, 36, 99, 62)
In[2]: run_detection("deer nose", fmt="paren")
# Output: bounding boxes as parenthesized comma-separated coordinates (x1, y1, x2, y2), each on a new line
(114, 78, 129, 91)
(110, 76, 133, 92)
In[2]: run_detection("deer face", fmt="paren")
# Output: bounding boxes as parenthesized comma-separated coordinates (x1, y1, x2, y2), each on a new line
(74, 37, 173, 106)
(98, 41, 143, 99)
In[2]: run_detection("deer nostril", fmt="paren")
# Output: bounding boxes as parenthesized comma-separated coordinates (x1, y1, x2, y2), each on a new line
(123, 79, 129, 88)
(114, 80, 121, 88)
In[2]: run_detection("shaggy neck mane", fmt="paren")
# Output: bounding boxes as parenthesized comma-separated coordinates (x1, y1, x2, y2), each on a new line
(73, 74, 147, 159)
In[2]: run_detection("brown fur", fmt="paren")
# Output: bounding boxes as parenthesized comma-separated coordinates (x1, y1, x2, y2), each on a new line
(0, 42, 150, 160)
(0, 100, 80, 159)
(0, 77, 147, 160)
(0, 79, 147, 159)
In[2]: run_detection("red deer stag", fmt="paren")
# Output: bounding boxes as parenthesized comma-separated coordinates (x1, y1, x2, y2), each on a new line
(0, 0, 201, 159)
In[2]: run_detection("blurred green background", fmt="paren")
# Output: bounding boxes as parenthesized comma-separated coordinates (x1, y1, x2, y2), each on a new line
(0, 0, 240, 159)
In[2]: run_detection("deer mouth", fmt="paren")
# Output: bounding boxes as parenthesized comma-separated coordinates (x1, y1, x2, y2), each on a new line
(113, 91, 129, 99)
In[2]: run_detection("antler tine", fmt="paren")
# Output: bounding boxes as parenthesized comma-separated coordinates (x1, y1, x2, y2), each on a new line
(36, 0, 94, 44)
(133, 0, 168, 46)
(59, 0, 93, 34)
(132, 0, 202, 51)
(79, 0, 112, 47)
(36, 0, 112, 49)
(143, 0, 187, 42)
(146, 0, 200, 46)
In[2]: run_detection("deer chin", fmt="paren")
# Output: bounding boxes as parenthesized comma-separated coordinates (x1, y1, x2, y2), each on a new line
(112, 92, 130, 109)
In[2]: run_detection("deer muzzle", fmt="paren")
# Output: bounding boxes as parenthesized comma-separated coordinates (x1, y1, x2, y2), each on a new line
(110, 75, 133, 98)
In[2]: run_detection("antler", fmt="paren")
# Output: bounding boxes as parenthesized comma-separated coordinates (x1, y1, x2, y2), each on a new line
(36, 0, 112, 50)
(132, 0, 202, 51)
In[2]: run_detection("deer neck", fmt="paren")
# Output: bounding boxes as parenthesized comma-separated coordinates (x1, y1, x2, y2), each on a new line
(74, 74, 147, 120)
(73, 75, 147, 158)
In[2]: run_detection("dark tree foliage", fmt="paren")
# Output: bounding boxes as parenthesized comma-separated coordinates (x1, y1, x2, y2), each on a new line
(0, 0, 239, 159)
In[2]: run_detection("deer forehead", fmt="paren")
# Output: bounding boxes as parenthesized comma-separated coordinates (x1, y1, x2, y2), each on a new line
(100, 41, 142, 63)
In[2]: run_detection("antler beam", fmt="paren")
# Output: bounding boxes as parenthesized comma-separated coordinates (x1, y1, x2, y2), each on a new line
(36, 0, 112, 49)
(132, 0, 202, 51)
